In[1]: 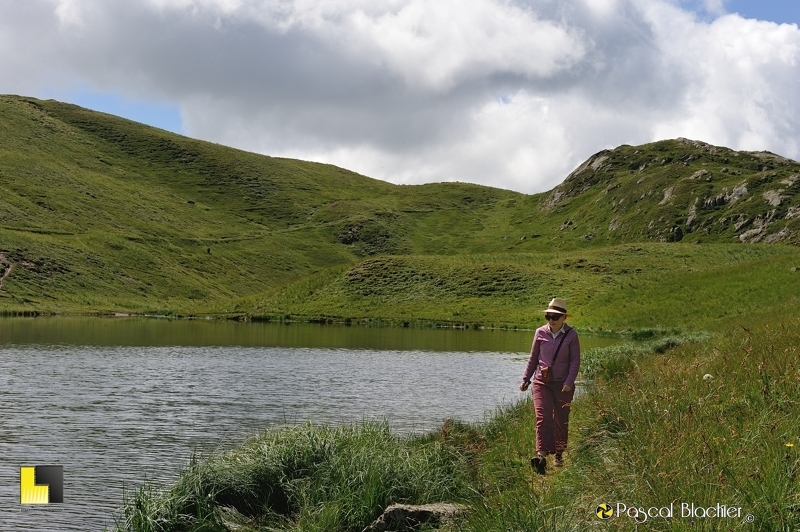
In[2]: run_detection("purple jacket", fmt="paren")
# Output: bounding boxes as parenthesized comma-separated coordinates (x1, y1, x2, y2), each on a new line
(522, 324, 581, 388)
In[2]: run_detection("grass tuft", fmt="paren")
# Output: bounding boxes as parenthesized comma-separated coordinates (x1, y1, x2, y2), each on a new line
(114, 422, 469, 532)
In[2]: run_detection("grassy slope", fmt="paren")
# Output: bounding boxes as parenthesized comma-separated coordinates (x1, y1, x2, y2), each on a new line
(0, 96, 523, 315)
(2, 95, 800, 330)
(249, 243, 800, 331)
(247, 138, 800, 329)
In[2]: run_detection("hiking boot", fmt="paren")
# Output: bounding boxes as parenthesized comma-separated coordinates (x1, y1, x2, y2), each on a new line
(530, 457, 546, 475)
(554, 453, 564, 467)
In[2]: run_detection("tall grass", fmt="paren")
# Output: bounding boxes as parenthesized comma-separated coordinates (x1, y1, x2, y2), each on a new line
(580, 329, 711, 379)
(114, 421, 469, 532)
(427, 321, 798, 532)
(557, 319, 800, 530)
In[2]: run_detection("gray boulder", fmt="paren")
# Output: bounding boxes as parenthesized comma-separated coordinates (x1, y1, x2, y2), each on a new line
(362, 503, 470, 532)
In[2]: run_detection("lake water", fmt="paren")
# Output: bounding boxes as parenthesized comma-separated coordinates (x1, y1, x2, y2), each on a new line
(0, 318, 619, 531)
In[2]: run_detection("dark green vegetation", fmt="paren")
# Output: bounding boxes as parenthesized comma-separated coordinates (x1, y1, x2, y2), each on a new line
(2, 95, 800, 326)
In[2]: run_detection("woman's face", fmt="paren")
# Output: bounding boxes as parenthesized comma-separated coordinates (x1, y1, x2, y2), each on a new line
(545, 313, 565, 330)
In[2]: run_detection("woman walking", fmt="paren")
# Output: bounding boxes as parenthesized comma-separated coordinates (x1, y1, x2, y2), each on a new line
(520, 298, 581, 475)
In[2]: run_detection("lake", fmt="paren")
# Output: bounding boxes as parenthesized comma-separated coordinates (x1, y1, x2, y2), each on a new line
(0, 318, 619, 531)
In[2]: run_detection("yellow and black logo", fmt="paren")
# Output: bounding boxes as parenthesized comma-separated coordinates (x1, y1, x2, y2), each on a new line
(596, 503, 613, 519)
(20, 466, 63, 504)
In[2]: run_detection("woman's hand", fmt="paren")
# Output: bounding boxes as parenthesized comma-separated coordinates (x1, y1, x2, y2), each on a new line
(561, 384, 572, 393)
(519, 382, 530, 392)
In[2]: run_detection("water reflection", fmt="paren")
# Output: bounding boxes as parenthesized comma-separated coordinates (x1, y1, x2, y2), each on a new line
(0, 317, 620, 351)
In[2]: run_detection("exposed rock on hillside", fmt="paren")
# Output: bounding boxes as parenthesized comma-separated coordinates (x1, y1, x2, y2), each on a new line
(542, 138, 800, 245)
(543, 150, 612, 209)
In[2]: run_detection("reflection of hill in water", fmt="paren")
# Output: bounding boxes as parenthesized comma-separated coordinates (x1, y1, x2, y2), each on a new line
(0, 317, 619, 351)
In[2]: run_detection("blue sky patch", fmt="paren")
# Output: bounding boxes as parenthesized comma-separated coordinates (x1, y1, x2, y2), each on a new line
(681, 0, 800, 25)
(43, 88, 184, 135)
(727, 0, 800, 26)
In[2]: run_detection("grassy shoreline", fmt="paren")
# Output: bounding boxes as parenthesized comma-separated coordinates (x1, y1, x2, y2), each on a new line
(112, 325, 797, 532)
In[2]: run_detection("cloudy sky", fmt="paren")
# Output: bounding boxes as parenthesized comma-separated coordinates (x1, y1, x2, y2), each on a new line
(1, 0, 799, 193)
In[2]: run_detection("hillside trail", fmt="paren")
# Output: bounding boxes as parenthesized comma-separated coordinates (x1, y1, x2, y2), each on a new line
(0, 261, 13, 291)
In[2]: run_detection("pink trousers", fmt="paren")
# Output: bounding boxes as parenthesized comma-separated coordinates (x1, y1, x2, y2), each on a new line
(532, 381, 575, 455)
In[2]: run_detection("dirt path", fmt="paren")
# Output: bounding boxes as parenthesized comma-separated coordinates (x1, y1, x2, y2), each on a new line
(0, 262, 13, 291)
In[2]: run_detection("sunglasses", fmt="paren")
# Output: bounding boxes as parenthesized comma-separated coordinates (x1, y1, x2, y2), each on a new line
(545, 314, 564, 321)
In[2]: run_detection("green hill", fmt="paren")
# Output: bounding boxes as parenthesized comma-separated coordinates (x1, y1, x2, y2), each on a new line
(1, 95, 799, 328)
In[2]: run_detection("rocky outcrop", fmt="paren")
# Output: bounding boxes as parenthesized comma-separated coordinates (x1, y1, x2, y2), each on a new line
(362, 503, 470, 532)
(677, 138, 719, 153)
(537, 139, 800, 245)
(745, 150, 797, 166)
(542, 150, 612, 210)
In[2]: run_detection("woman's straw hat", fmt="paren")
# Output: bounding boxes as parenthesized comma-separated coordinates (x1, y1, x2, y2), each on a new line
(541, 297, 568, 315)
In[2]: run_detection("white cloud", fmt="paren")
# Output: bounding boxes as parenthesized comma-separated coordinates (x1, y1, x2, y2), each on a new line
(648, 5, 800, 158)
(0, 0, 799, 193)
(137, 0, 586, 91)
(289, 91, 579, 192)
(341, 1, 586, 90)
